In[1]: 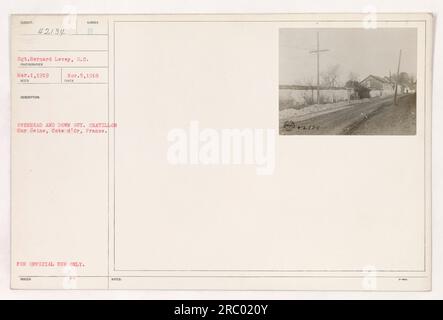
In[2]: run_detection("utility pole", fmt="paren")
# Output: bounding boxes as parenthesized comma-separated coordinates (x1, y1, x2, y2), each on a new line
(394, 49, 402, 105)
(310, 32, 329, 104)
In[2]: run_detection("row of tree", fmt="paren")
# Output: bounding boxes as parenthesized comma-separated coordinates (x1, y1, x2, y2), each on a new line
(300, 64, 416, 89)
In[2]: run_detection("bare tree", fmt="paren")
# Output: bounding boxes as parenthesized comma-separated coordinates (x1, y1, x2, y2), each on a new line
(321, 64, 341, 87)
(348, 72, 359, 82)
(392, 72, 410, 86)
(301, 76, 315, 86)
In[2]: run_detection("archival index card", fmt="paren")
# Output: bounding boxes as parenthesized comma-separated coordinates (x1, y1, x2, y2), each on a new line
(11, 13, 433, 290)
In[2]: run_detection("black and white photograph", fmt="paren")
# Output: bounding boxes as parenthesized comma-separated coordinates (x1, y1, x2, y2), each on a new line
(279, 28, 417, 135)
(2, 0, 441, 301)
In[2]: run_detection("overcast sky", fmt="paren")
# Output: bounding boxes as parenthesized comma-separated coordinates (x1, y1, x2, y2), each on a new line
(279, 28, 417, 85)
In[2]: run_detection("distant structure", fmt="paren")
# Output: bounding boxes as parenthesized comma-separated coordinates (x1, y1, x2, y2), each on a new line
(360, 75, 395, 97)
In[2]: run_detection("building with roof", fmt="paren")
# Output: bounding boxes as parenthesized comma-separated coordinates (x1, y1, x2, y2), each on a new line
(360, 75, 396, 98)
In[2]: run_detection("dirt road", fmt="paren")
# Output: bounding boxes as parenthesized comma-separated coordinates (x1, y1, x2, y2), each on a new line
(280, 94, 416, 135)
